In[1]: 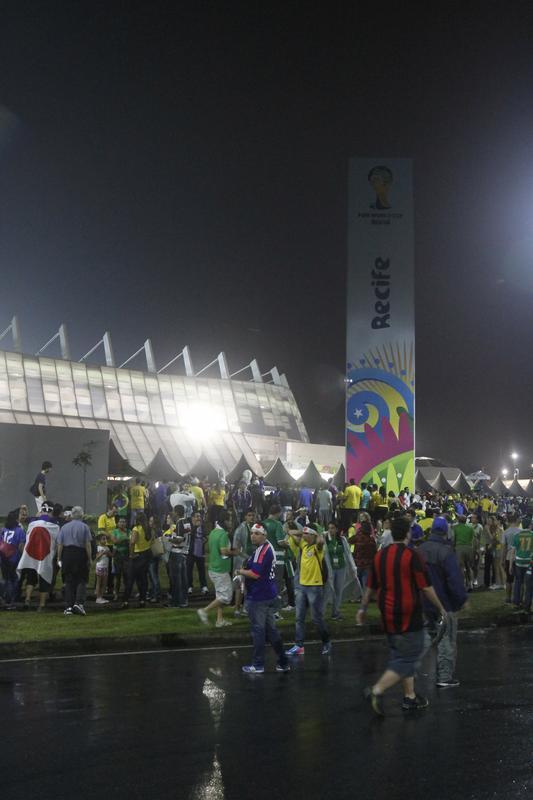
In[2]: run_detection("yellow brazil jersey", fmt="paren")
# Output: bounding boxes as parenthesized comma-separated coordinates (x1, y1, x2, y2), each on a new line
(289, 537, 324, 586)
(190, 485, 206, 509)
(343, 484, 362, 510)
(480, 498, 492, 512)
(97, 513, 116, 544)
(130, 484, 145, 510)
(132, 524, 152, 554)
(208, 488, 226, 506)
(419, 517, 434, 533)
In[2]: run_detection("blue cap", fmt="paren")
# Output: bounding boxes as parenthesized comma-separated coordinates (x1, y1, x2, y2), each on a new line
(432, 517, 448, 533)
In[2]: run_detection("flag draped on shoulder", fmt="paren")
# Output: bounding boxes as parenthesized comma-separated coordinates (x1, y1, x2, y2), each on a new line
(17, 519, 59, 584)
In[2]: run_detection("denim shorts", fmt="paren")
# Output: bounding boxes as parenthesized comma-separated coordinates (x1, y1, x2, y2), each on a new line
(386, 629, 425, 678)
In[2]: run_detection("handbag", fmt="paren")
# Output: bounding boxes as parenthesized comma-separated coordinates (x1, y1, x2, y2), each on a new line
(151, 536, 165, 557)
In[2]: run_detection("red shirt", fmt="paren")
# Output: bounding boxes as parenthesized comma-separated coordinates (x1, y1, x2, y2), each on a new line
(367, 543, 430, 634)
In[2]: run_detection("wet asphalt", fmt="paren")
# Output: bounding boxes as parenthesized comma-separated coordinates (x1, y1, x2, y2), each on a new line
(0, 627, 532, 800)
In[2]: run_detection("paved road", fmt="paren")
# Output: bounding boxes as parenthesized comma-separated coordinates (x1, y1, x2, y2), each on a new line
(1, 627, 532, 800)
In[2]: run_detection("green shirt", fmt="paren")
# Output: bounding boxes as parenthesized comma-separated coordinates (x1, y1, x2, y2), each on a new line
(454, 523, 475, 548)
(262, 517, 287, 564)
(513, 529, 533, 568)
(112, 527, 130, 557)
(208, 527, 231, 573)
(327, 537, 346, 570)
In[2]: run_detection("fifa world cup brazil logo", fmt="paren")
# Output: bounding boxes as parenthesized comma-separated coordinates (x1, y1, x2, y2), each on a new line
(368, 165, 393, 210)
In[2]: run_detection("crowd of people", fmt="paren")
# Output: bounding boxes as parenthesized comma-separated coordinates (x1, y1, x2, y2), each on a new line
(1, 468, 532, 708)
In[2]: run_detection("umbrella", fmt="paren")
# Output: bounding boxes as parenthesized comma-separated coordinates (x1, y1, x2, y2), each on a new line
(415, 470, 434, 493)
(225, 454, 258, 484)
(263, 458, 294, 487)
(295, 461, 328, 490)
(430, 471, 455, 493)
(507, 478, 528, 498)
(188, 452, 221, 484)
(489, 477, 508, 495)
(108, 440, 144, 478)
(332, 463, 345, 488)
(451, 473, 472, 495)
(144, 448, 182, 483)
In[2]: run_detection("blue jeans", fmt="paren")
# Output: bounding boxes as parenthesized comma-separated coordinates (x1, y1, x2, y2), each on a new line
(168, 552, 188, 607)
(148, 556, 162, 599)
(325, 567, 346, 616)
(246, 598, 288, 668)
(295, 585, 329, 646)
(513, 565, 533, 608)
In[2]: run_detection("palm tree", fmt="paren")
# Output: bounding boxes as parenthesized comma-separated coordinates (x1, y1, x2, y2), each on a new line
(72, 450, 93, 509)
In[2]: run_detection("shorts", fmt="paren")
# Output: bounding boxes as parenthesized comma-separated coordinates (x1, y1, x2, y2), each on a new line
(386, 629, 425, 678)
(21, 569, 51, 592)
(208, 570, 233, 605)
(95, 567, 108, 577)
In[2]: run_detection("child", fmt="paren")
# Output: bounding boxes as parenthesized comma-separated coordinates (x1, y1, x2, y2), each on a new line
(95, 533, 111, 605)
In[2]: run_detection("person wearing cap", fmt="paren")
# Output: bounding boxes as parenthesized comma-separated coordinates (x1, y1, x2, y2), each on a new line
(418, 517, 468, 688)
(285, 526, 332, 657)
(237, 524, 290, 674)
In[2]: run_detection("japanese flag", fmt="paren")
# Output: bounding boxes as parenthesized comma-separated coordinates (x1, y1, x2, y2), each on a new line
(17, 520, 59, 585)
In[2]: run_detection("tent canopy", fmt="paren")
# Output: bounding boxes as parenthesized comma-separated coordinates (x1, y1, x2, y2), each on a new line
(430, 471, 455, 493)
(415, 470, 434, 493)
(489, 477, 508, 495)
(525, 480, 533, 498)
(332, 463, 345, 488)
(263, 458, 294, 487)
(475, 480, 496, 497)
(225, 454, 258, 484)
(451, 473, 472, 495)
(188, 453, 221, 484)
(144, 449, 182, 483)
(508, 478, 528, 498)
(108, 440, 144, 478)
(295, 460, 328, 490)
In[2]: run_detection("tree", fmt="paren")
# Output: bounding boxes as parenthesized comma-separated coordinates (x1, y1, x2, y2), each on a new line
(73, 450, 93, 510)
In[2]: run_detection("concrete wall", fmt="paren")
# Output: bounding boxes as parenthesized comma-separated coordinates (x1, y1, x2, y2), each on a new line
(0, 423, 109, 515)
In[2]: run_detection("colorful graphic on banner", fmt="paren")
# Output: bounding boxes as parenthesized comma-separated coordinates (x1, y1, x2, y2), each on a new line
(346, 159, 415, 491)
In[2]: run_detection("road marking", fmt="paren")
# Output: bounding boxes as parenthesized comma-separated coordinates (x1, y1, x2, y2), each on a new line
(0, 636, 377, 664)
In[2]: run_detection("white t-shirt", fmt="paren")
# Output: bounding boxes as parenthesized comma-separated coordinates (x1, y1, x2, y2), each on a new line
(96, 545, 109, 572)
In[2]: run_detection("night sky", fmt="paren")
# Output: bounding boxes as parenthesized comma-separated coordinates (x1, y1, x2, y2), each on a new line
(1, 3, 533, 477)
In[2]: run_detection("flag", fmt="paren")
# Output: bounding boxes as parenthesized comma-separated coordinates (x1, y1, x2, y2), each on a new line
(17, 519, 59, 585)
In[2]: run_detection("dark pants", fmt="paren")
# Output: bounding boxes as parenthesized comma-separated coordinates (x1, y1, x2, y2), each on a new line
(124, 550, 151, 602)
(62, 546, 89, 608)
(513, 565, 533, 608)
(113, 553, 130, 595)
(246, 598, 288, 669)
(484, 550, 495, 587)
(284, 566, 295, 606)
(0, 559, 19, 603)
(187, 554, 207, 589)
(168, 552, 188, 607)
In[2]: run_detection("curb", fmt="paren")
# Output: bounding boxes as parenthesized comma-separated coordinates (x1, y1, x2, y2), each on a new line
(0, 612, 529, 661)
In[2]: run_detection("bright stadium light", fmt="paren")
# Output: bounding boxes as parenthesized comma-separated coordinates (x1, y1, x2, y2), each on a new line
(181, 403, 226, 438)
(501, 468, 508, 477)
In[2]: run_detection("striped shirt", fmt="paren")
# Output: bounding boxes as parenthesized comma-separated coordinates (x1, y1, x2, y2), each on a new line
(245, 541, 277, 601)
(367, 543, 430, 634)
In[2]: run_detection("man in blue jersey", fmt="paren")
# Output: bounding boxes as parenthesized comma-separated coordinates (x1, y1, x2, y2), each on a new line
(237, 523, 291, 674)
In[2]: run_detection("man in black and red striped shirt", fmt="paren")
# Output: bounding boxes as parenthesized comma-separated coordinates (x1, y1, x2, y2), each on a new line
(357, 517, 447, 716)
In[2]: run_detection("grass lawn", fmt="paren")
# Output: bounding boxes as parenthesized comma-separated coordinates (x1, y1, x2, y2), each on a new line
(0, 588, 520, 646)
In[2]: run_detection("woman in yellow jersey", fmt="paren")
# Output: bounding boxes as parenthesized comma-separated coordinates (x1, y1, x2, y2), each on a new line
(121, 512, 153, 608)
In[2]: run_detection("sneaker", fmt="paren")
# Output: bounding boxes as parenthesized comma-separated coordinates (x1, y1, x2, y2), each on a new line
(72, 604, 86, 616)
(282, 605, 295, 612)
(331, 614, 343, 621)
(274, 612, 283, 621)
(201, 586, 209, 595)
(64, 608, 73, 616)
(321, 641, 333, 656)
(436, 679, 460, 688)
(286, 644, 304, 656)
(120, 602, 129, 610)
(402, 694, 429, 711)
(234, 609, 243, 617)
(363, 686, 385, 717)
(197, 608, 209, 625)
(188, 587, 193, 595)
(95, 598, 109, 605)
(242, 665, 265, 674)
(275, 663, 291, 673)
(215, 619, 232, 628)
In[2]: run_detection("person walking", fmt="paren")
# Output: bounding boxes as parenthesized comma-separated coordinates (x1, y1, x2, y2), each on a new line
(237, 524, 291, 674)
(418, 517, 468, 688)
(453, 515, 476, 591)
(357, 517, 447, 716)
(285, 526, 332, 657)
(57, 506, 93, 616)
(197, 511, 237, 627)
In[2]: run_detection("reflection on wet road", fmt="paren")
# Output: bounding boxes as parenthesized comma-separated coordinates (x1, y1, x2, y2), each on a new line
(1, 628, 532, 800)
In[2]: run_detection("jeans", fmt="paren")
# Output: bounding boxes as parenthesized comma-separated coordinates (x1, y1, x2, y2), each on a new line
(168, 552, 188, 607)
(113, 553, 130, 594)
(124, 550, 151, 602)
(484, 550, 494, 587)
(0, 560, 19, 604)
(318, 509, 332, 527)
(513, 565, 533, 608)
(436, 611, 458, 682)
(295, 585, 329, 646)
(325, 567, 346, 617)
(187, 554, 207, 589)
(246, 598, 288, 669)
(148, 556, 162, 599)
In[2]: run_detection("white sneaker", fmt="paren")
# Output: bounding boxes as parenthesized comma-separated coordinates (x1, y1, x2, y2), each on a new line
(72, 604, 86, 616)
(188, 587, 193, 595)
(216, 619, 232, 628)
(96, 597, 110, 604)
(197, 608, 209, 625)
(282, 605, 294, 612)
(201, 586, 209, 595)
